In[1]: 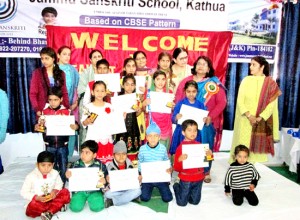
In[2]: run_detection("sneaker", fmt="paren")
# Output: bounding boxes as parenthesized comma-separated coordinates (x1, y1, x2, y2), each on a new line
(41, 212, 53, 220)
(132, 196, 141, 203)
(105, 198, 114, 208)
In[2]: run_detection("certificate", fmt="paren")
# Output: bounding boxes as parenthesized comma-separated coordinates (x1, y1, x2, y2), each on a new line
(182, 144, 209, 169)
(134, 75, 146, 94)
(94, 73, 121, 92)
(107, 110, 127, 135)
(177, 104, 209, 130)
(45, 115, 75, 136)
(68, 168, 100, 192)
(141, 160, 171, 183)
(149, 91, 174, 114)
(111, 93, 137, 113)
(109, 168, 140, 192)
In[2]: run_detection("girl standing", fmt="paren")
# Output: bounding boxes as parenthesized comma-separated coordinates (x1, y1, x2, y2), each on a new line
(120, 58, 137, 77)
(115, 75, 142, 161)
(170, 80, 205, 155)
(30, 47, 69, 117)
(157, 52, 175, 92)
(144, 70, 174, 151)
(57, 46, 79, 160)
(81, 81, 114, 164)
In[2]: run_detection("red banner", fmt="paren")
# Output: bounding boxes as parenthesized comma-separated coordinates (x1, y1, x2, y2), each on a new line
(46, 26, 232, 83)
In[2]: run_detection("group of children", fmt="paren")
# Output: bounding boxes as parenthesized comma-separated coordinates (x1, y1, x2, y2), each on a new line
(23, 46, 261, 219)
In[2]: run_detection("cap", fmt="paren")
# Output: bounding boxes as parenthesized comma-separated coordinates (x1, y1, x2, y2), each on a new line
(114, 140, 127, 153)
(146, 121, 161, 135)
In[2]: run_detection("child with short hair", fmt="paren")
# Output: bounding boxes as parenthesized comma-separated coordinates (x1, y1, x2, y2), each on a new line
(66, 140, 107, 212)
(104, 140, 141, 207)
(224, 145, 260, 206)
(138, 122, 173, 202)
(20, 151, 70, 220)
(173, 119, 212, 206)
(39, 7, 58, 28)
(35, 86, 78, 184)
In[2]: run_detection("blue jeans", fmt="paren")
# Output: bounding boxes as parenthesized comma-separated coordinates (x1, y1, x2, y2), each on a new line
(173, 180, 203, 206)
(46, 146, 68, 183)
(201, 124, 215, 174)
(141, 182, 173, 202)
(105, 188, 141, 206)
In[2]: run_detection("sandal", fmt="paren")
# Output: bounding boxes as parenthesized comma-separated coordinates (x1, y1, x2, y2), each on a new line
(204, 174, 211, 183)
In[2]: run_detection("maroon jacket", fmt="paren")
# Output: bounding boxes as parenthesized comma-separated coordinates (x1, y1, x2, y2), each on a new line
(29, 67, 69, 113)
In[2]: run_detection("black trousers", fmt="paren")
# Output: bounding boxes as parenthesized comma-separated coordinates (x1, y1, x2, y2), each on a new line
(232, 189, 259, 206)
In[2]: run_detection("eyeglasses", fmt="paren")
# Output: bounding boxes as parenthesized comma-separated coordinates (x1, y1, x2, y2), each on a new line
(136, 57, 146, 61)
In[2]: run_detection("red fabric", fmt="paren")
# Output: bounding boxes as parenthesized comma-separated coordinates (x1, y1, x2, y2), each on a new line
(29, 67, 70, 114)
(25, 188, 70, 218)
(173, 140, 205, 182)
(97, 142, 114, 165)
(42, 106, 70, 116)
(46, 26, 233, 83)
(118, 164, 126, 170)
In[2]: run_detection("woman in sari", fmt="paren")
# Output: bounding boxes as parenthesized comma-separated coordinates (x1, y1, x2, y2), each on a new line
(229, 56, 281, 163)
(175, 56, 227, 182)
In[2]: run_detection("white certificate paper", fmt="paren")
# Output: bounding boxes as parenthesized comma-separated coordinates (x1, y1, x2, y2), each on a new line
(177, 104, 209, 130)
(94, 73, 121, 92)
(182, 144, 209, 169)
(46, 115, 75, 136)
(141, 160, 171, 183)
(68, 168, 99, 192)
(134, 75, 146, 94)
(107, 110, 127, 135)
(149, 91, 174, 114)
(111, 93, 137, 113)
(109, 168, 140, 192)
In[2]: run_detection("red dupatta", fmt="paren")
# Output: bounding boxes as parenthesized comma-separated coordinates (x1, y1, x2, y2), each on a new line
(249, 77, 281, 155)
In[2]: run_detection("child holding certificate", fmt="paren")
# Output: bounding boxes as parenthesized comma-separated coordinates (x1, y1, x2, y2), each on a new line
(81, 81, 114, 164)
(66, 140, 107, 212)
(115, 75, 142, 161)
(104, 140, 141, 208)
(173, 119, 212, 206)
(20, 151, 70, 220)
(138, 122, 173, 203)
(143, 70, 175, 152)
(170, 80, 205, 155)
(35, 87, 78, 184)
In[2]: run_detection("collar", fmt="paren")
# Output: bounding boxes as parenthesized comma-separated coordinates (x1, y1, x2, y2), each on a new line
(147, 142, 159, 149)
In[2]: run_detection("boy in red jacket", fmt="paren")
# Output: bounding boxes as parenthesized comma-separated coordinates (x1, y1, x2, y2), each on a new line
(35, 86, 78, 184)
(173, 119, 212, 206)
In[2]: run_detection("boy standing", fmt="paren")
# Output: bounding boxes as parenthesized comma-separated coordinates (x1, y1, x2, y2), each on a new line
(66, 140, 107, 212)
(138, 122, 173, 202)
(224, 145, 260, 206)
(173, 119, 213, 206)
(20, 151, 70, 220)
(35, 87, 78, 184)
(104, 140, 141, 207)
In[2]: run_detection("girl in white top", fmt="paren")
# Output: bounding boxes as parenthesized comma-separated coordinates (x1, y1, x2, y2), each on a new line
(81, 81, 114, 164)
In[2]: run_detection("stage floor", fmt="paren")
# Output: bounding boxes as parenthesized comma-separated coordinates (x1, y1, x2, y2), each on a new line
(0, 153, 299, 220)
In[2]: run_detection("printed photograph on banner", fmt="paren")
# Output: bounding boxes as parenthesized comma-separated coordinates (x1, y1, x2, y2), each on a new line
(228, 0, 282, 62)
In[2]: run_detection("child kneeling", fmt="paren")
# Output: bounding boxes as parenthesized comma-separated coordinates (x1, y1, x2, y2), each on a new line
(66, 140, 107, 212)
(173, 120, 212, 206)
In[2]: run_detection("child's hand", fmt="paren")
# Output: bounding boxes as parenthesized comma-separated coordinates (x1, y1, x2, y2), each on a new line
(178, 154, 188, 162)
(138, 175, 142, 184)
(225, 192, 231, 197)
(249, 184, 255, 191)
(65, 170, 72, 179)
(204, 116, 212, 125)
(83, 117, 93, 126)
(36, 111, 42, 117)
(176, 113, 183, 121)
(166, 167, 173, 174)
(205, 149, 213, 156)
(100, 177, 106, 185)
(34, 124, 41, 131)
(70, 124, 79, 130)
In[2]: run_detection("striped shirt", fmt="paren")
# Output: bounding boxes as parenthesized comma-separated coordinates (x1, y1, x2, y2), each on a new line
(224, 161, 260, 192)
(138, 142, 169, 172)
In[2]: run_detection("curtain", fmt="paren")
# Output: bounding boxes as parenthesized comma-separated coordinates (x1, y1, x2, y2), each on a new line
(277, 1, 300, 128)
(0, 58, 40, 134)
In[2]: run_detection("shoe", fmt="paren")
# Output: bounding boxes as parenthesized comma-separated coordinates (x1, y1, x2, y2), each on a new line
(204, 174, 212, 183)
(105, 198, 114, 208)
(133, 196, 141, 203)
(41, 212, 53, 220)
